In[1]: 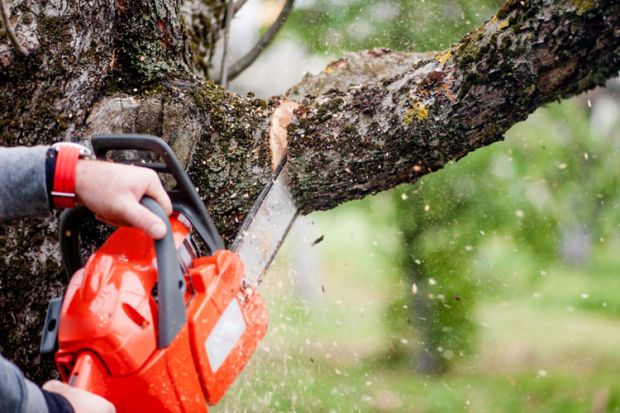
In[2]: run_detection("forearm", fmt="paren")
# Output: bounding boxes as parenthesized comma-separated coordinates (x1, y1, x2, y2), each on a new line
(0, 146, 50, 219)
(0, 354, 48, 413)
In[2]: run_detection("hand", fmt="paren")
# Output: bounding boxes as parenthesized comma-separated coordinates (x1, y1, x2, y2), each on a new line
(43, 380, 116, 413)
(74, 160, 173, 239)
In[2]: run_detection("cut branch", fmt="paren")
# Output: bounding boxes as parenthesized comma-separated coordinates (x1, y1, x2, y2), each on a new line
(227, 0, 295, 82)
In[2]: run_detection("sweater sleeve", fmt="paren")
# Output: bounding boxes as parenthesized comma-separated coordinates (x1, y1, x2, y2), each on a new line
(0, 354, 49, 413)
(0, 146, 51, 219)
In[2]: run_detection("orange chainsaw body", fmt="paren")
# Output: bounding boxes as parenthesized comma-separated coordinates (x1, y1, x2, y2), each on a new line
(55, 213, 268, 412)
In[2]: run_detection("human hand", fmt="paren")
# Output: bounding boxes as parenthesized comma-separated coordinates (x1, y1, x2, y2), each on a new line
(74, 160, 173, 239)
(43, 380, 116, 413)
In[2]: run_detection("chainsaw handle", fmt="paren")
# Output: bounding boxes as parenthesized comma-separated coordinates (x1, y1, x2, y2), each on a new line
(59, 197, 186, 348)
(141, 197, 186, 348)
(67, 352, 109, 395)
(91, 134, 225, 253)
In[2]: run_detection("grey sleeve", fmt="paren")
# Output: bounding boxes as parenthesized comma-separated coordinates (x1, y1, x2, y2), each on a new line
(0, 146, 51, 219)
(0, 354, 48, 413)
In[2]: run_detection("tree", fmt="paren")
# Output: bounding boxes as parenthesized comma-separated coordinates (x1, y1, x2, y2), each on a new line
(0, 0, 618, 381)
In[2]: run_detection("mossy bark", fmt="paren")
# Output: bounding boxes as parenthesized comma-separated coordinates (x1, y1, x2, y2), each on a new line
(0, 0, 618, 381)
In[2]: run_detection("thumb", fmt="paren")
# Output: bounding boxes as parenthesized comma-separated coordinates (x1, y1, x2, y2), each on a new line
(121, 200, 168, 239)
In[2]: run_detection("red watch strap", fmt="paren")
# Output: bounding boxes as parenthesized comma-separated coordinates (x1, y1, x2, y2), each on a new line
(52, 146, 81, 209)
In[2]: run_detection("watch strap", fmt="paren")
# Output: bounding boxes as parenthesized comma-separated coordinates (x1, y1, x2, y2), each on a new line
(50, 145, 82, 209)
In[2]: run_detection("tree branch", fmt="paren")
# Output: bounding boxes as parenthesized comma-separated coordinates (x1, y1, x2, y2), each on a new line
(286, 49, 435, 99)
(0, 0, 28, 55)
(218, 0, 236, 87)
(227, 0, 295, 82)
(233, 0, 248, 15)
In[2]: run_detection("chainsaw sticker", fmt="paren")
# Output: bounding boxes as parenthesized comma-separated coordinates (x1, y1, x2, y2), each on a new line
(205, 298, 246, 372)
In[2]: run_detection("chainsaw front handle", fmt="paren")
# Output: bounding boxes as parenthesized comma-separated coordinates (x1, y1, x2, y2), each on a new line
(59, 197, 186, 348)
(91, 134, 225, 254)
(141, 196, 186, 348)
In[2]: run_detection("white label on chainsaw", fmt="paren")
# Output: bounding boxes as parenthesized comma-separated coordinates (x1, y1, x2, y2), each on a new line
(205, 299, 246, 372)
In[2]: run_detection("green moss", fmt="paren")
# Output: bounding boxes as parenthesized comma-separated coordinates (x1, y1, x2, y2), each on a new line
(343, 124, 357, 137)
(21, 12, 33, 24)
(192, 81, 228, 109)
(188, 81, 274, 243)
(315, 98, 344, 123)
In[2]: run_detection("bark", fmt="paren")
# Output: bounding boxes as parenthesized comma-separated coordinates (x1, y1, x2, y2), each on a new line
(0, 0, 618, 381)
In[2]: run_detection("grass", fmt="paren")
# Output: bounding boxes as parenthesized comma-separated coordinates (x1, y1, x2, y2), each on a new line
(211, 204, 620, 413)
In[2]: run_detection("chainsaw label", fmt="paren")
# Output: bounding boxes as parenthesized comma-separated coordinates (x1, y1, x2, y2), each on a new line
(205, 299, 246, 372)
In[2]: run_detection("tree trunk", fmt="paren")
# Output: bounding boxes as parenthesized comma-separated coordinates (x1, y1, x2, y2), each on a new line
(0, 0, 618, 381)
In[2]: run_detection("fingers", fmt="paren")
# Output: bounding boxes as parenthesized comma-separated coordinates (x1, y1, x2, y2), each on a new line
(94, 214, 124, 228)
(143, 170, 173, 216)
(42, 380, 64, 392)
(118, 197, 168, 239)
(75, 160, 173, 238)
(43, 380, 116, 413)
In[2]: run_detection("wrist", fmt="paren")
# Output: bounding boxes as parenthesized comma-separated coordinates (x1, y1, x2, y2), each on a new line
(46, 143, 93, 209)
(42, 389, 76, 413)
(73, 159, 92, 206)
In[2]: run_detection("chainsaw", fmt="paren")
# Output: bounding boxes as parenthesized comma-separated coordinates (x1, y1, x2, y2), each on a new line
(39, 134, 299, 412)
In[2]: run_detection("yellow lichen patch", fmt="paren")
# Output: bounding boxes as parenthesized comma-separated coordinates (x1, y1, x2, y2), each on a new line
(323, 66, 334, 74)
(498, 18, 509, 30)
(436, 50, 452, 65)
(573, 0, 593, 15)
(403, 101, 429, 125)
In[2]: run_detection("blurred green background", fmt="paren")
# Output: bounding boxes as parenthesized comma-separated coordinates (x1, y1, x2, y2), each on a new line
(216, 0, 620, 411)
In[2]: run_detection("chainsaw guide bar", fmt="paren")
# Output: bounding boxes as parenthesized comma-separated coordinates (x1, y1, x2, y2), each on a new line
(231, 156, 299, 287)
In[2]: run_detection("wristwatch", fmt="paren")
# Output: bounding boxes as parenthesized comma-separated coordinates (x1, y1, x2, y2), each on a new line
(46, 142, 94, 209)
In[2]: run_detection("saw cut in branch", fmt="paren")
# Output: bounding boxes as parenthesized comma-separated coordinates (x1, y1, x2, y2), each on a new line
(226, 0, 295, 82)
(0, 0, 28, 56)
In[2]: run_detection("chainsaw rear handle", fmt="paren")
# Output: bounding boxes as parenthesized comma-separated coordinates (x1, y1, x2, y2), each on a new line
(91, 134, 225, 253)
(67, 352, 109, 395)
(59, 197, 186, 348)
